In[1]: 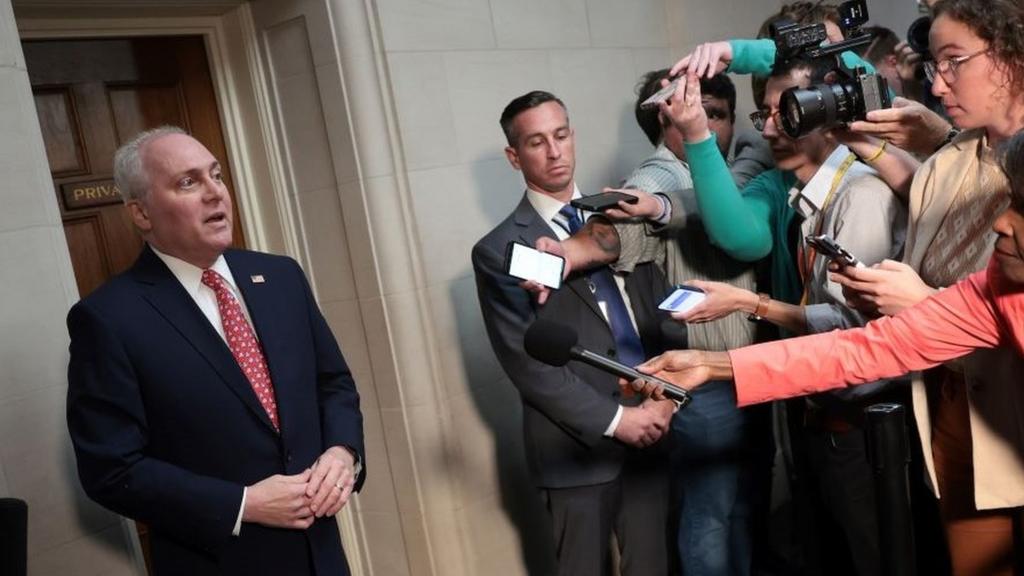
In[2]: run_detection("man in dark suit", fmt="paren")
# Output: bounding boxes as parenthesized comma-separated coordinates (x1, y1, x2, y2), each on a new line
(66, 127, 364, 576)
(471, 91, 678, 576)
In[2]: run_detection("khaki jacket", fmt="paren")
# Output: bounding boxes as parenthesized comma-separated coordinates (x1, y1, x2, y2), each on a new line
(905, 129, 1024, 509)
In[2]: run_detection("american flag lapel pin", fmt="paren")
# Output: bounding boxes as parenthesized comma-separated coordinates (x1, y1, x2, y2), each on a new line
(251, 274, 266, 284)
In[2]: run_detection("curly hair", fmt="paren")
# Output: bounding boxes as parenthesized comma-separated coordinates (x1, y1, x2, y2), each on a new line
(1000, 130, 1024, 210)
(932, 0, 1024, 93)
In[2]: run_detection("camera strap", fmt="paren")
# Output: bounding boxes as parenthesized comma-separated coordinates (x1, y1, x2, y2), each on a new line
(798, 152, 858, 305)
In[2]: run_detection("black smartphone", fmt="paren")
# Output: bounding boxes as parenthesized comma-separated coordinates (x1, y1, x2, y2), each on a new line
(570, 191, 639, 213)
(805, 234, 864, 268)
(504, 241, 565, 289)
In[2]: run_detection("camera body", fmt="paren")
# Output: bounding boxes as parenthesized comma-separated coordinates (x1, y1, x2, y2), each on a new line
(769, 0, 891, 138)
(770, 19, 828, 62)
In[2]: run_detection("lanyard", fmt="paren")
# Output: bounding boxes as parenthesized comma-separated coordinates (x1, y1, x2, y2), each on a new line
(798, 153, 858, 305)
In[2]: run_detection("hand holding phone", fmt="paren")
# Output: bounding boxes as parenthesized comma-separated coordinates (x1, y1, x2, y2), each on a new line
(570, 191, 640, 213)
(657, 285, 707, 314)
(505, 241, 565, 289)
(640, 77, 680, 110)
(805, 234, 864, 268)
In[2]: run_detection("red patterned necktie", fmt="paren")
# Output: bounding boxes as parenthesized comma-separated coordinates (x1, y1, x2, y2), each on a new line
(201, 269, 280, 431)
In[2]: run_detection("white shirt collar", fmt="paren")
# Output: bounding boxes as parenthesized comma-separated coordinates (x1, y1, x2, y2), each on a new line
(149, 245, 239, 298)
(788, 144, 853, 219)
(526, 184, 583, 223)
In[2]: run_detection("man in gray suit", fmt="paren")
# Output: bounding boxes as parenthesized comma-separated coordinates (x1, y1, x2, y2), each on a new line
(471, 91, 678, 576)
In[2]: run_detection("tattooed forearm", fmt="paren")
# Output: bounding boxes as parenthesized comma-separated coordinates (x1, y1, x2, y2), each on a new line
(561, 216, 620, 271)
(587, 219, 620, 257)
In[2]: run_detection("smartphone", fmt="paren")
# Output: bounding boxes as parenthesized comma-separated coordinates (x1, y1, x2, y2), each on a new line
(658, 285, 707, 314)
(570, 191, 639, 213)
(504, 241, 565, 290)
(640, 77, 680, 110)
(804, 234, 865, 268)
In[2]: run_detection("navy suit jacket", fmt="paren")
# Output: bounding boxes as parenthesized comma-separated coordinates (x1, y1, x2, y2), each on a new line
(472, 195, 681, 488)
(67, 246, 364, 576)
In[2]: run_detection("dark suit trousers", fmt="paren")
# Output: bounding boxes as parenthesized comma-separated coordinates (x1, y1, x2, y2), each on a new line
(541, 452, 670, 576)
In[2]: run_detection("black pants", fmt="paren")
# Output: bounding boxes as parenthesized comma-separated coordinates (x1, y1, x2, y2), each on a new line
(541, 456, 670, 576)
(800, 425, 881, 576)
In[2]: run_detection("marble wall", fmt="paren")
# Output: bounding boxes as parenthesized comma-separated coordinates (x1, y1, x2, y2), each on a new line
(0, 0, 138, 573)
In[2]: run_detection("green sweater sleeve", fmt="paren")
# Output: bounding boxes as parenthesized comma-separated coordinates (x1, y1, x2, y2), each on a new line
(728, 39, 777, 76)
(727, 38, 878, 76)
(683, 135, 773, 261)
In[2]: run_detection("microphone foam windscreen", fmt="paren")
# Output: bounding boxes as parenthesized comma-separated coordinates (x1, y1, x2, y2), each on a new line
(524, 319, 577, 367)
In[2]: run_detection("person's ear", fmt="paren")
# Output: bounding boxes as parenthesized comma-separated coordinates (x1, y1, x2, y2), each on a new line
(126, 199, 153, 233)
(505, 145, 521, 171)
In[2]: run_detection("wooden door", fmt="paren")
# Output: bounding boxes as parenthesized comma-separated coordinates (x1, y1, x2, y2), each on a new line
(24, 35, 248, 574)
(25, 35, 246, 299)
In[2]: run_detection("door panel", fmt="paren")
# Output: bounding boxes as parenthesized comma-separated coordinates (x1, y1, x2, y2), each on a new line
(25, 35, 246, 300)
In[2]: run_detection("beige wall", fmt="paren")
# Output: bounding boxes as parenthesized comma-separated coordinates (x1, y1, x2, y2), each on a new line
(0, 0, 139, 573)
(1, 0, 915, 574)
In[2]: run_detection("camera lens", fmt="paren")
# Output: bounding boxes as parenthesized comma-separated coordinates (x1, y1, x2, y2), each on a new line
(779, 83, 852, 138)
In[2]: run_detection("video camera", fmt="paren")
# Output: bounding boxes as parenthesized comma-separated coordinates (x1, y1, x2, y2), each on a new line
(769, 0, 891, 138)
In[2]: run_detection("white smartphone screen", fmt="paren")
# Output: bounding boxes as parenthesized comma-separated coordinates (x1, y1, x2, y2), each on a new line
(506, 242, 564, 289)
(658, 287, 706, 313)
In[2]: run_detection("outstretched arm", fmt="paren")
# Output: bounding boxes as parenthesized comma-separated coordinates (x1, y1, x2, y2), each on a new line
(660, 75, 773, 261)
(629, 264, 1010, 407)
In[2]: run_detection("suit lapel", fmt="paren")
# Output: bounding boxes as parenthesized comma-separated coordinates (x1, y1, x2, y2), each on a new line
(512, 195, 605, 320)
(131, 247, 278, 433)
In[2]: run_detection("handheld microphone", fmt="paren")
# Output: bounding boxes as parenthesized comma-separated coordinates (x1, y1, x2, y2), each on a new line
(524, 319, 692, 407)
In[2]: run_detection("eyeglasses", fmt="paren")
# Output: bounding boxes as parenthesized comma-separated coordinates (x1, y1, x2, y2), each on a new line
(749, 108, 782, 132)
(924, 48, 989, 84)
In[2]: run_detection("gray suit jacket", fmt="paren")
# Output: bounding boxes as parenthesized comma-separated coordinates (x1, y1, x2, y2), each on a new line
(472, 195, 678, 488)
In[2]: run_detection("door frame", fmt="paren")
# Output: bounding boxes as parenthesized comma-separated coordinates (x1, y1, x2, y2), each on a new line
(17, 6, 365, 575)
(18, 4, 301, 262)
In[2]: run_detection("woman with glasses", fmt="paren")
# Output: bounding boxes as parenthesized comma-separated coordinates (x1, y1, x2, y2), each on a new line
(821, 2, 1024, 573)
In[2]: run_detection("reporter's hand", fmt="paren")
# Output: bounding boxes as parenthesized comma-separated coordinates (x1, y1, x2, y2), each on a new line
(518, 237, 570, 305)
(620, 350, 718, 398)
(670, 41, 733, 79)
(829, 259, 938, 317)
(243, 468, 315, 529)
(307, 446, 357, 518)
(848, 97, 952, 157)
(672, 280, 756, 324)
(614, 405, 668, 448)
(660, 74, 711, 144)
(602, 188, 663, 221)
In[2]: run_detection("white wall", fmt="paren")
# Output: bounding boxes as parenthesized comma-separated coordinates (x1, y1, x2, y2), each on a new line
(0, 0, 138, 573)
(376, 2, 674, 573)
